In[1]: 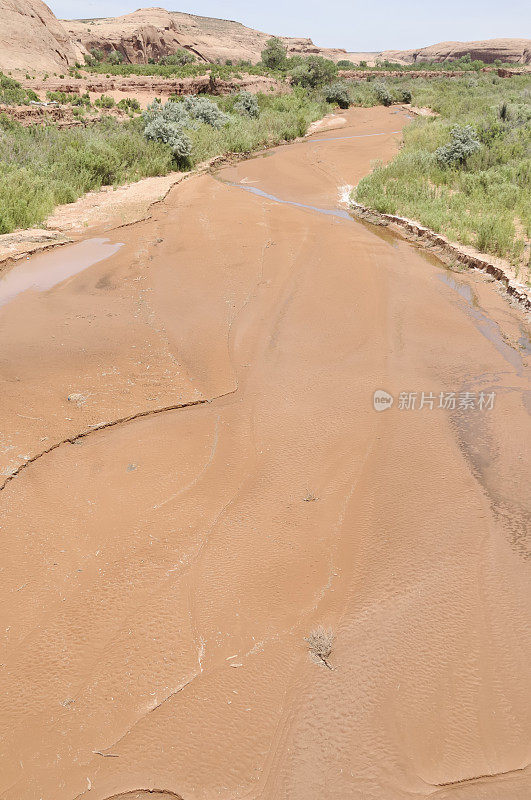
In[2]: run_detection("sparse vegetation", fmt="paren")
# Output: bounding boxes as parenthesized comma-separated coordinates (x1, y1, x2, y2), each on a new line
(117, 97, 141, 113)
(0, 89, 328, 234)
(94, 94, 116, 108)
(306, 625, 334, 668)
(46, 90, 91, 106)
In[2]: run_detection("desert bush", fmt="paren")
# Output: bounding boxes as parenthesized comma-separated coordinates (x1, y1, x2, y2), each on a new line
(233, 90, 259, 117)
(117, 97, 141, 112)
(182, 95, 230, 128)
(337, 59, 357, 69)
(46, 90, 90, 106)
(324, 81, 352, 108)
(306, 626, 334, 668)
(144, 116, 192, 162)
(435, 124, 481, 167)
(95, 94, 115, 109)
(90, 48, 104, 63)
(398, 87, 412, 103)
(373, 82, 393, 106)
(107, 50, 124, 65)
(261, 37, 287, 70)
(160, 49, 196, 66)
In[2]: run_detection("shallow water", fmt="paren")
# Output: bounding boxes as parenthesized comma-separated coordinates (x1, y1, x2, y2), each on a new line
(0, 237, 123, 308)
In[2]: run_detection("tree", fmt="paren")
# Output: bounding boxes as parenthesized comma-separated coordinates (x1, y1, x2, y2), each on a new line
(261, 37, 287, 70)
(290, 56, 338, 88)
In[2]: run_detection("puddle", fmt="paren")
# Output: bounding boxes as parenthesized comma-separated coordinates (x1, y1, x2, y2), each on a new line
(308, 129, 401, 143)
(518, 331, 531, 355)
(0, 238, 123, 308)
(438, 273, 523, 373)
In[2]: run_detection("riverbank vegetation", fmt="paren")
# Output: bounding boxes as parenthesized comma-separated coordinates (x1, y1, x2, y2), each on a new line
(1, 61, 529, 277)
(0, 84, 328, 234)
(352, 74, 531, 270)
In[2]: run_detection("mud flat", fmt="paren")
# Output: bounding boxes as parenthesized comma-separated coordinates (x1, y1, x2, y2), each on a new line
(0, 106, 529, 800)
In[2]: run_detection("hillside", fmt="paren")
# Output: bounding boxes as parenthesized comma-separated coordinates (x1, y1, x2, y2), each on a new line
(62, 7, 365, 65)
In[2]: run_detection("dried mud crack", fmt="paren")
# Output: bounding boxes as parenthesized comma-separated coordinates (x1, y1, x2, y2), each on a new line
(0, 389, 237, 493)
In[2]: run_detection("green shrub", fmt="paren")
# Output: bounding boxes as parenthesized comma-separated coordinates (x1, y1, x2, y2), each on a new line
(107, 50, 124, 65)
(117, 97, 141, 112)
(373, 82, 393, 106)
(324, 82, 351, 108)
(398, 88, 412, 104)
(0, 71, 38, 104)
(435, 125, 481, 167)
(160, 49, 196, 66)
(95, 94, 115, 108)
(261, 37, 287, 70)
(90, 48, 104, 63)
(233, 90, 259, 117)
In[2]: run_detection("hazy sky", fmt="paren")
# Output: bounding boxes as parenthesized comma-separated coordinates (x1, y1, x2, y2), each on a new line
(47, 1, 530, 52)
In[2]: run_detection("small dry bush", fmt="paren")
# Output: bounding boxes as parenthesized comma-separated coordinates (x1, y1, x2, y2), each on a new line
(306, 625, 334, 668)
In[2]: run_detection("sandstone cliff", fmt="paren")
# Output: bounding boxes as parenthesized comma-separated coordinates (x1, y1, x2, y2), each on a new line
(381, 38, 531, 65)
(62, 7, 362, 65)
(0, 0, 81, 72)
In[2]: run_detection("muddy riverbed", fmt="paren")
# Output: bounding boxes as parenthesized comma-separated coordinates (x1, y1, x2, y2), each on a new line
(0, 106, 529, 800)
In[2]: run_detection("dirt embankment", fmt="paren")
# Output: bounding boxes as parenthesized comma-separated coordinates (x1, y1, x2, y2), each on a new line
(17, 72, 287, 109)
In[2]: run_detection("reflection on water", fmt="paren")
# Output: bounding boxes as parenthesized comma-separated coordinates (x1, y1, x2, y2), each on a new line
(438, 273, 523, 373)
(0, 238, 123, 308)
(308, 129, 401, 143)
(218, 179, 353, 221)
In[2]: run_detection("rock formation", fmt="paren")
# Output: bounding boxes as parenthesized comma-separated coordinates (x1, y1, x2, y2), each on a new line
(61, 7, 362, 65)
(381, 38, 531, 65)
(0, 0, 81, 72)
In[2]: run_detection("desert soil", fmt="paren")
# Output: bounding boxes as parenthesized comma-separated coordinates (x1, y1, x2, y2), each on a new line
(0, 106, 529, 800)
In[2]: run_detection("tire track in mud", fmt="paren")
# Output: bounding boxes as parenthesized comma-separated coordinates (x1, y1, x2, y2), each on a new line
(0, 389, 237, 494)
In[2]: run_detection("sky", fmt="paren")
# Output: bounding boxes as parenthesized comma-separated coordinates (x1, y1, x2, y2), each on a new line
(47, 1, 531, 52)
